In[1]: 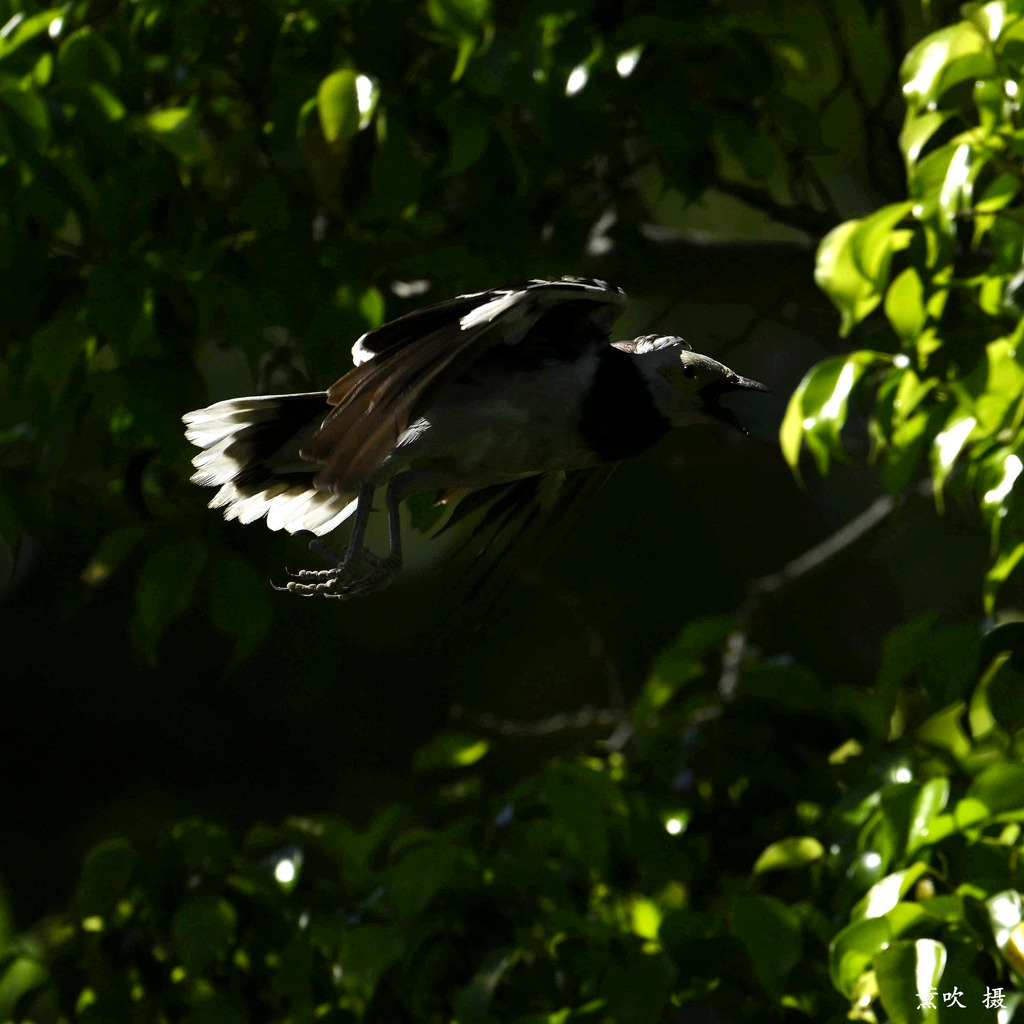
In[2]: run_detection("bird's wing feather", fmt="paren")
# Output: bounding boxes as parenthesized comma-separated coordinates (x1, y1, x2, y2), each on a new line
(303, 278, 626, 491)
(438, 464, 618, 611)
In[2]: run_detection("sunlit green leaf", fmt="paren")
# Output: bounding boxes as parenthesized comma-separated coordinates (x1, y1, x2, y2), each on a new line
(830, 917, 890, 998)
(885, 267, 926, 346)
(139, 107, 211, 164)
(967, 763, 1024, 817)
(0, 957, 48, 1020)
(780, 351, 887, 475)
(849, 202, 914, 284)
(931, 410, 976, 496)
(986, 890, 1024, 976)
(874, 939, 946, 1024)
(852, 864, 929, 921)
(899, 110, 950, 166)
(985, 538, 1024, 611)
(975, 172, 1019, 215)
(753, 836, 824, 873)
(0, 10, 62, 62)
(412, 732, 490, 773)
(901, 22, 990, 111)
(317, 69, 360, 146)
(814, 220, 872, 334)
(907, 778, 950, 853)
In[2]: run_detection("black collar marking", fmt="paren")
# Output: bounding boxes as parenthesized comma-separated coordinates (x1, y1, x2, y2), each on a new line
(578, 347, 672, 462)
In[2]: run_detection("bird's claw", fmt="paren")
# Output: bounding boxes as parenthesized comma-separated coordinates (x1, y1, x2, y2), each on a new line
(272, 552, 399, 599)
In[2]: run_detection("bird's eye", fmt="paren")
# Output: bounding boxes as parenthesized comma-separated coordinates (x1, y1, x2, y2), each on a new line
(681, 365, 698, 380)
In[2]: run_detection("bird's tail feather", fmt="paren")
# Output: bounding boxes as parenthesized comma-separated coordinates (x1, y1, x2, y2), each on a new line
(182, 392, 358, 536)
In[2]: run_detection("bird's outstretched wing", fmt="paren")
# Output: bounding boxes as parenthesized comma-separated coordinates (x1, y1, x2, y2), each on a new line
(301, 278, 626, 492)
(436, 463, 618, 613)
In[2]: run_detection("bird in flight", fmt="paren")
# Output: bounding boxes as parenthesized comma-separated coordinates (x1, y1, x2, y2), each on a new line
(183, 277, 768, 599)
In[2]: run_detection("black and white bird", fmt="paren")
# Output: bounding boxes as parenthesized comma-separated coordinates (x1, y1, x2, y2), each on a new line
(183, 277, 768, 598)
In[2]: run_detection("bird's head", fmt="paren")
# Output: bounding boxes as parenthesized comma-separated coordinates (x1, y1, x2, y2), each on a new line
(617, 335, 771, 435)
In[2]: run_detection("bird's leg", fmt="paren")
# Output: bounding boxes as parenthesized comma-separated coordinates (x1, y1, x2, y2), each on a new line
(285, 483, 376, 581)
(276, 480, 404, 598)
(322, 478, 403, 598)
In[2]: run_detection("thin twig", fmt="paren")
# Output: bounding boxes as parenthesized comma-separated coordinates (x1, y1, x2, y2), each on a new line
(718, 488, 916, 698)
(449, 703, 626, 738)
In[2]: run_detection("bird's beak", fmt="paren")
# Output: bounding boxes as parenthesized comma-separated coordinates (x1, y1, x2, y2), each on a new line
(726, 373, 771, 394)
(699, 373, 771, 436)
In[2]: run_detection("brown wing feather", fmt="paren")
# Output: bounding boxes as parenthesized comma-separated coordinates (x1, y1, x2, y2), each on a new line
(300, 280, 627, 493)
(303, 318, 492, 491)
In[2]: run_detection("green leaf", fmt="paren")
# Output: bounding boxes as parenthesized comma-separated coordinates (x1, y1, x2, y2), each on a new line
(635, 615, 735, 720)
(885, 267, 927, 346)
(975, 170, 1019, 213)
(848, 202, 915, 284)
(427, 0, 491, 80)
(815, 220, 871, 334)
(57, 27, 121, 88)
(931, 410, 977, 495)
(209, 552, 273, 661)
(335, 923, 407, 1009)
(830, 917, 890, 998)
(899, 110, 950, 167)
(412, 732, 490, 773)
(84, 82, 125, 122)
(966, 763, 1024, 817)
(317, 69, 360, 146)
(171, 895, 237, 974)
(732, 895, 801, 991)
(901, 22, 990, 111)
(852, 864, 929, 921)
(984, 657, 1024, 733)
(937, 143, 972, 234)
(427, 0, 491, 38)
(907, 778, 950, 853)
(140, 107, 212, 165)
(916, 702, 971, 761)
(26, 303, 89, 401)
(0, 10, 63, 62)
(780, 351, 886, 475)
(0, 957, 48, 1020)
(453, 947, 519, 1024)
(985, 538, 1024, 612)
(132, 540, 206, 662)
(0, 78, 50, 150)
(76, 838, 137, 917)
(385, 840, 463, 916)
(987, 889, 1023, 947)
(603, 949, 676, 1024)
(874, 939, 946, 1024)
(752, 836, 824, 873)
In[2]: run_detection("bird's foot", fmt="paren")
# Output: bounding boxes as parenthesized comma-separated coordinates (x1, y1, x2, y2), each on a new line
(274, 550, 400, 599)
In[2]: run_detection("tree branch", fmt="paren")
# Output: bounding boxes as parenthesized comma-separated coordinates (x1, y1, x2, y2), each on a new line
(718, 487, 921, 699)
(712, 175, 839, 237)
